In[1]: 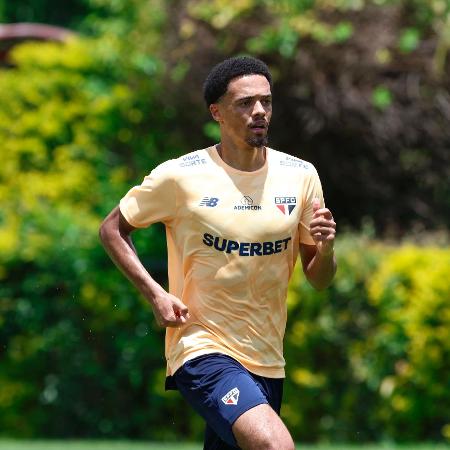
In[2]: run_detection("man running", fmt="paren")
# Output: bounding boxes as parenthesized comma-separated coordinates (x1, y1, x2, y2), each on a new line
(99, 56, 337, 450)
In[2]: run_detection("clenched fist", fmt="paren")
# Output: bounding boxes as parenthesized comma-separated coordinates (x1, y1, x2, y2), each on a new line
(150, 290, 190, 328)
(309, 198, 336, 255)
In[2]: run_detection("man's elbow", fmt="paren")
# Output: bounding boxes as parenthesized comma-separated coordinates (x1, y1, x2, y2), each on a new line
(98, 218, 113, 245)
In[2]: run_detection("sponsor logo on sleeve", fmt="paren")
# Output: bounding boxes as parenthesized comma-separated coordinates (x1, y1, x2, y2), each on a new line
(222, 387, 240, 405)
(275, 197, 297, 215)
(180, 154, 207, 167)
(280, 156, 311, 169)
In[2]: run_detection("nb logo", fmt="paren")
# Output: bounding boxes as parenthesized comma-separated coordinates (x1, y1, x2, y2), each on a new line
(199, 197, 219, 207)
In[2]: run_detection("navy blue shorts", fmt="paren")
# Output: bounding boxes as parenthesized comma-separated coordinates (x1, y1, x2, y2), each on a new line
(166, 353, 284, 449)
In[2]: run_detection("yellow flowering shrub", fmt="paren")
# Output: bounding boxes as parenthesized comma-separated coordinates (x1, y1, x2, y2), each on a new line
(0, 38, 133, 260)
(367, 246, 450, 440)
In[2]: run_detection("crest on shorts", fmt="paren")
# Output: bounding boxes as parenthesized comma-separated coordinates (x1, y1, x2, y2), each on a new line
(221, 387, 240, 405)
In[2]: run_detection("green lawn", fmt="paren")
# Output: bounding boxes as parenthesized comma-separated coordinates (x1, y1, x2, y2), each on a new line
(0, 441, 448, 450)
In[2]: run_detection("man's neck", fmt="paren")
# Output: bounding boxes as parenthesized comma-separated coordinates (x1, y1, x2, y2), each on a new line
(216, 139, 266, 172)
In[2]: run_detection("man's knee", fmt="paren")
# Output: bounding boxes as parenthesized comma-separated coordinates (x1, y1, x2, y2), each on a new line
(239, 432, 295, 450)
(249, 432, 295, 450)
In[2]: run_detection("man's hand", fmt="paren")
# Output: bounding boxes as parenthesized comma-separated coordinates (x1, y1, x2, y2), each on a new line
(299, 198, 337, 290)
(150, 290, 190, 328)
(309, 198, 336, 256)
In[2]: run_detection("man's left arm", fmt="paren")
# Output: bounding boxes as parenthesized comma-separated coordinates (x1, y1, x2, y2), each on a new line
(299, 198, 337, 290)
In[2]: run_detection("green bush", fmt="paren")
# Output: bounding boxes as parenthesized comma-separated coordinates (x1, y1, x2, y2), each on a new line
(284, 235, 450, 442)
(284, 233, 384, 442)
(0, 37, 188, 438)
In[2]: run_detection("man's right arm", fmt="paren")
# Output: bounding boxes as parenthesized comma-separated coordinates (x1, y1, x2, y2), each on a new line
(98, 206, 189, 327)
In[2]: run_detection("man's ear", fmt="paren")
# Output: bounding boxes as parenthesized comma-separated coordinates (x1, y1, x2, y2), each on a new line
(209, 103, 222, 123)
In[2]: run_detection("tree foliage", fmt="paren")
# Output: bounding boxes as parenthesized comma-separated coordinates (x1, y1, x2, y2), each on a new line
(0, 0, 88, 28)
(157, 0, 450, 233)
(3, 0, 450, 233)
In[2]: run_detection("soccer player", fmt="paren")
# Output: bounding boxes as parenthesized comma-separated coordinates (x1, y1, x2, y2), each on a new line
(99, 56, 337, 450)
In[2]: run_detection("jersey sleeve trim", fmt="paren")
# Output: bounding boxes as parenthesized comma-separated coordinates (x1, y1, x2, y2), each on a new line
(119, 200, 147, 228)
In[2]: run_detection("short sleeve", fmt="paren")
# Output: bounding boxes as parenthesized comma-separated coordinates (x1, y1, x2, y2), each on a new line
(119, 161, 177, 228)
(298, 167, 325, 245)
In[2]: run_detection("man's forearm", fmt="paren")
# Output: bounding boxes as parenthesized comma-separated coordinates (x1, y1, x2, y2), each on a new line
(99, 208, 190, 327)
(305, 250, 337, 290)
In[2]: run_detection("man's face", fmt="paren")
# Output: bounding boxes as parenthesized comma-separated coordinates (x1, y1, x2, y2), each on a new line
(211, 74, 272, 149)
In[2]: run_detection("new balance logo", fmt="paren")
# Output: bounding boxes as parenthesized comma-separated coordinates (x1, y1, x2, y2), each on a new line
(221, 387, 240, 405)
(199, 197, 219, 207)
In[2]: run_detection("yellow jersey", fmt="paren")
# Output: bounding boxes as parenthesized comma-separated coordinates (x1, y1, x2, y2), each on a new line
(120, 146, 324, 378)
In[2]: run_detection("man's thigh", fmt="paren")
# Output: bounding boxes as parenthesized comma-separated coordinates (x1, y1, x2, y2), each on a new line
(173, 353, 282, 448)
(232, 403, 295, 450)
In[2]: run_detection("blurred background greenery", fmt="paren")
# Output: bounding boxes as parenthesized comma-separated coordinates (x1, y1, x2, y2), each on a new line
(0, 0, 449, 444)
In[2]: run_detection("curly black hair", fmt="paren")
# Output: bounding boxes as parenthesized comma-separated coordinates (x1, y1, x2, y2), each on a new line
(203, 56, 272, 107)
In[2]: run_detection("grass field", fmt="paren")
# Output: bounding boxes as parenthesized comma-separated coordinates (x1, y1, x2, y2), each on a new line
(0, 441, 449, 450)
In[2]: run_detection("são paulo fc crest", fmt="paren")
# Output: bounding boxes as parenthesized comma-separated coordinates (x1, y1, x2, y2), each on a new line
(221, 387, 240, 405)
(275, 196, 297, 215)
